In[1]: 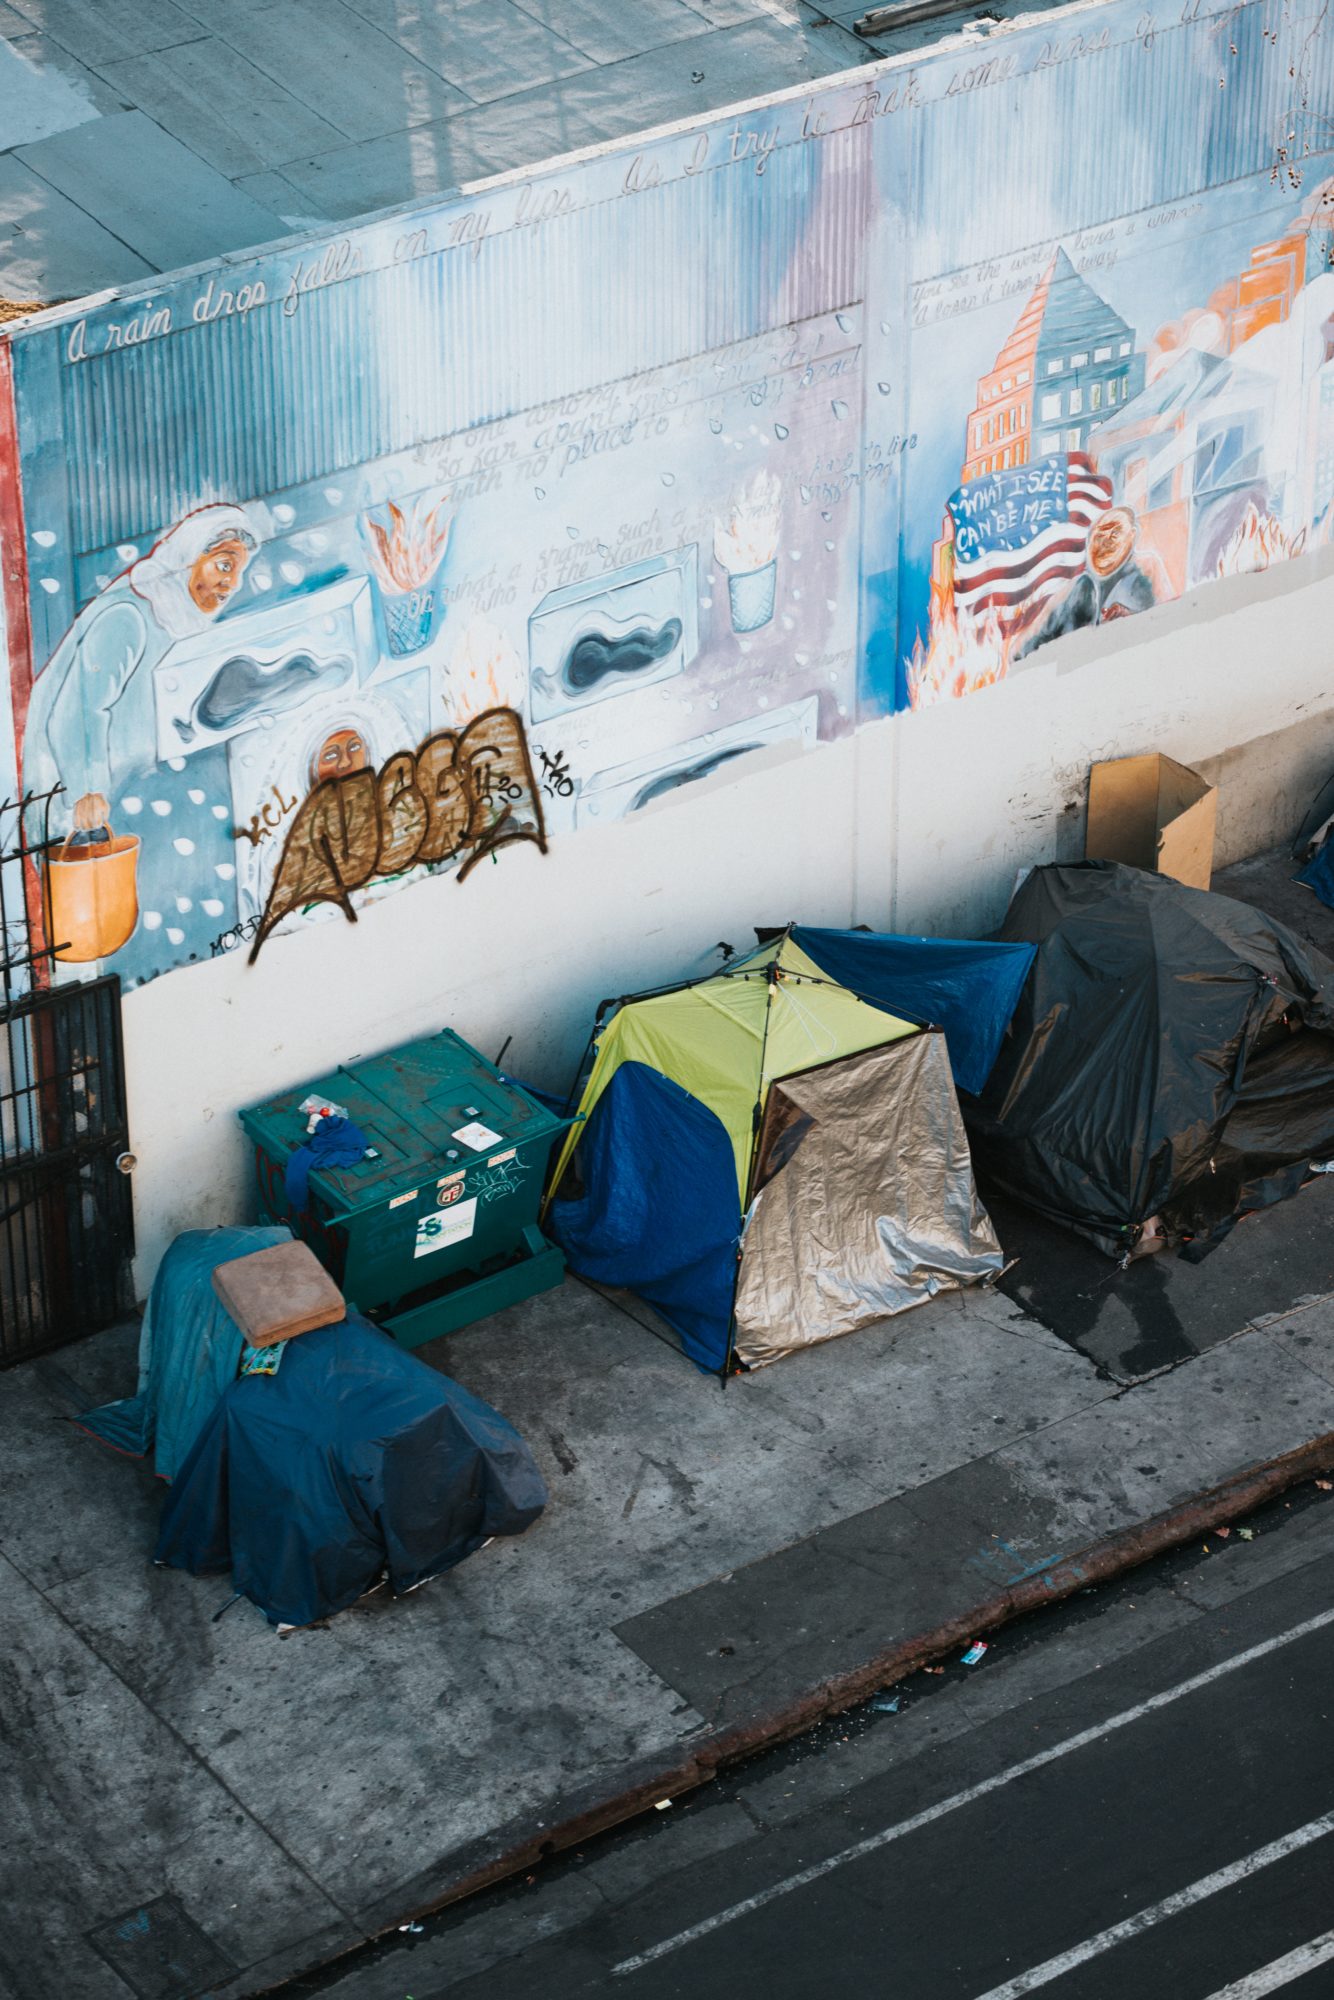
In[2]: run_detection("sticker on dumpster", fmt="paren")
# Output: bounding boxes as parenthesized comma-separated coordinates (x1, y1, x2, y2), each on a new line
(487, 1148, 517, 1166)
(437, 1181, 464, 1207)
(389, 1189, 418, 1209)
(453, 1121, 504, 1151)
(414, 1199, 476, 1258)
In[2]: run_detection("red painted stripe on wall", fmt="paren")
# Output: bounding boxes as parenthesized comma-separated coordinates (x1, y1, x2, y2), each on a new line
(0, 338, 34, 768)
(0, 335, 53, 980)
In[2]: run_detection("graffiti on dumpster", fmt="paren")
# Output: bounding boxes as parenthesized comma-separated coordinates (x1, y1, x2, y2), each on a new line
(470, 1158, 531, 1206)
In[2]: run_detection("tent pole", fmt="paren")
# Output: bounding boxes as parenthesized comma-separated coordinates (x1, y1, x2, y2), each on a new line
(596, 954, 771, 1016)
(759, 962, 936, 1031)
(560, 1026, 598, 1115)
(724, 934, 787, 1380)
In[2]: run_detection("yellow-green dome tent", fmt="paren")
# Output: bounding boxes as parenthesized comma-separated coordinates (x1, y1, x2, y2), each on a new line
(546, 926, 1028, 1372)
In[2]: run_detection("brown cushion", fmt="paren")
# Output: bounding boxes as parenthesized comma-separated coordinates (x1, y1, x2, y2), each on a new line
(212, 1240, 345, 1347)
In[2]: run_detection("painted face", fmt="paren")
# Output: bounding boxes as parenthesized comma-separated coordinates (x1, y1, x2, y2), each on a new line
(311, 729, 369, 784)
(1088, 510, 1136, 579)
(187, 537, 251, 613)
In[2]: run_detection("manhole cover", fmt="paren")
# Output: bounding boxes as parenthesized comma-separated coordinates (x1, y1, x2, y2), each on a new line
(85, 1895, 235, 1999)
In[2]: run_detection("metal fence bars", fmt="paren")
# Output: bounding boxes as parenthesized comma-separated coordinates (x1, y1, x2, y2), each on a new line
(0, 788, 133, 1366)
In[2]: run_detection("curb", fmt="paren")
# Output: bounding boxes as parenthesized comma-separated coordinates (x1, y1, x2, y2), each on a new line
(259, 1426, 1334, 1993)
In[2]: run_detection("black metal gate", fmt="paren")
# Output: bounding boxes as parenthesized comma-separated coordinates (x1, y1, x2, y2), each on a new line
(0, 788, 134, 1367)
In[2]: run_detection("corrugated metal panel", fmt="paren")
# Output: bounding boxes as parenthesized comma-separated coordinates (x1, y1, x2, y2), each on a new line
(60, 131, 865, 558)
(910, 1, 1314, 274)
(11, 0, 1325, 697)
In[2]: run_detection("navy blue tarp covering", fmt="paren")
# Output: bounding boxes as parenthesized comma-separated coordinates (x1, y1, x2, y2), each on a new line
(155, 1313, 547, 1627)
(77, 1224, 290, 1480)
(791, 927, 1036, 1096)
(1299, 835, 1334, 911)
(548, 1061, 740, 1372)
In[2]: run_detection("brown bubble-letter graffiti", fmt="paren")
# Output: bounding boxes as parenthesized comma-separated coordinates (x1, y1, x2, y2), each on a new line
(376, 751, 428, 875)
(457, 707, 546, 881)
(248, 769, 379, 961)
(413, 731, 471, 864)
(247, 708, 548, 962)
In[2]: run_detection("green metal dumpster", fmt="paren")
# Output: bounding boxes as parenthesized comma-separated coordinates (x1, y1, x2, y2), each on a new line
(238, 1029, 569, 1348)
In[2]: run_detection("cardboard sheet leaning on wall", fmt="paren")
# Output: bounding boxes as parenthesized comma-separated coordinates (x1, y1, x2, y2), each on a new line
(1085, 752, 1217, 891)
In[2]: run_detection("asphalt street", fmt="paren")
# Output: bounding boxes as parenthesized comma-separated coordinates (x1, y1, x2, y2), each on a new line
(596, 1612, 1334, 1999)
(297, 1484, 1334, 2000)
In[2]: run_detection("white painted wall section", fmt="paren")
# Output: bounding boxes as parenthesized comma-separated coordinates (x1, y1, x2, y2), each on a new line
(123, 550, 1334, 1288)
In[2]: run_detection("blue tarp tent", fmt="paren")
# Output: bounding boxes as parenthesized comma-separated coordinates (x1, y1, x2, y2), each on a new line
(788, 927, 1034, 1097)
(77, 1224, 290, 1480)
(548, 926, 1031, 1374)
(1299, 835, 1334, 911)
(156, 1310, 548, 1627)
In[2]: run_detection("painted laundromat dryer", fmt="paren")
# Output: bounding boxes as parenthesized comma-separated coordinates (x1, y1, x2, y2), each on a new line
(546, 927, 1032, 1371)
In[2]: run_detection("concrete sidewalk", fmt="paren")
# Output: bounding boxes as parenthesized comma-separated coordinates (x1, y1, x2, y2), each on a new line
(6, 1199, 1334, 2000)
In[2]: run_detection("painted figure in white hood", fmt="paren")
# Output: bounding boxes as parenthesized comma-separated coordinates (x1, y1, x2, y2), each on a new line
(23, 504, 260, 983)
(24, 505, 258, 814)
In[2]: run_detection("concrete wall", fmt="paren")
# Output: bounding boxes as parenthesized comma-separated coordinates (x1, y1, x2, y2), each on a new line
(890, 544, 1334, 935)
(123, 546, 1334, 1289)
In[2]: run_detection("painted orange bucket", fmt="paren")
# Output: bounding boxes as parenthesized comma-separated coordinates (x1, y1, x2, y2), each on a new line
(46, 831, 141, 963)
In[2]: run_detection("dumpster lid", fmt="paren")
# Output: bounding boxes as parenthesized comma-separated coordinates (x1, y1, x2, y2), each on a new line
(239, 1029, 565, 1214)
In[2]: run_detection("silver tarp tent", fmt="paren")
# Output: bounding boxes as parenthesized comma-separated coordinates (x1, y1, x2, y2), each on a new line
(733, 1032, 1003, 1368)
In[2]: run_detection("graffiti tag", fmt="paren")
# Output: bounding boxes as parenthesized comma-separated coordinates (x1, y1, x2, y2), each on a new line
(233, 783, 299, 848)
(248, 707, 546, 962)
(537, 746, 575, 799)
(211, 912, 265, 958)
(471, 1160, 530, 1205)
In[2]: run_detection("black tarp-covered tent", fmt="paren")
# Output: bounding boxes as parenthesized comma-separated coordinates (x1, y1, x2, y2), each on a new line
(966, 862, 1334, 1256)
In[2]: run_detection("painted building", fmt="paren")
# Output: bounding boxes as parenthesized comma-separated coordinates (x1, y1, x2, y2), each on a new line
(961, 249, 1140, 482)
(1208, 193, 1334, 352)
(3, 0, 1334, 1290)
(1091, 188, 1334, 591)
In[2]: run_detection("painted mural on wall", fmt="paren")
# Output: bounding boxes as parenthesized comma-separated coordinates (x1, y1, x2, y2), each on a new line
(4, 0, 1332, 986)
(14, 311, 854, 986)
(900, 176, 1334, 705)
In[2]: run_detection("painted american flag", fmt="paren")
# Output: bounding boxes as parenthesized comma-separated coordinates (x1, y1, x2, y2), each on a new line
(946, 451, 1114, 629)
